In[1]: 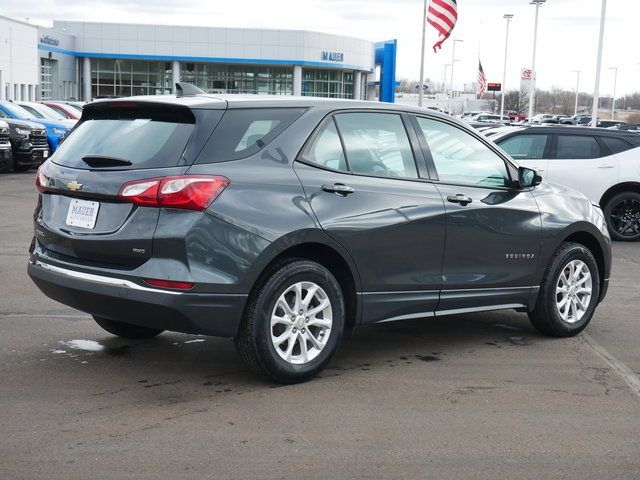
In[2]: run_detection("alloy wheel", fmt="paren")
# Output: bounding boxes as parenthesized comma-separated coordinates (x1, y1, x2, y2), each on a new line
(555, 260, 592, 324)
(609, 198, 640, 238)
(270, 281, 333, 365)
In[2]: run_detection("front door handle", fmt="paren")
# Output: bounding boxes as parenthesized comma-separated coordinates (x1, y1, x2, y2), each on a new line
(597, 164, 615, 169)
(322, 183, 355, 196)
(447, 194, 473, 206)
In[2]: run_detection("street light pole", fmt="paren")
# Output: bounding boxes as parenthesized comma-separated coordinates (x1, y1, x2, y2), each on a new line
(572, 70, 581, 115)
(418, 0, 428, 107)
(449, 39, 463, 114)
(609, 66, 617, 120)
(591, 0, 607, 128)
(528, 0, 546, 120)
(500, 14, 514, 119)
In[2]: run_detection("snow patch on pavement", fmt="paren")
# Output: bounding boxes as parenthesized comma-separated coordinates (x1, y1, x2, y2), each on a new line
(60, 340, 104, 352)
(184, 339, 205, 344)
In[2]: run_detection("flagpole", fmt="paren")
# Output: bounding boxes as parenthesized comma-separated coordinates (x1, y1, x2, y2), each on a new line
(418, 0, 428, 107)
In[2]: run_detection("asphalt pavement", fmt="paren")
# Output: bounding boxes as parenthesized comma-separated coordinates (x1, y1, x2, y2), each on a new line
(1, 172, 639, 480)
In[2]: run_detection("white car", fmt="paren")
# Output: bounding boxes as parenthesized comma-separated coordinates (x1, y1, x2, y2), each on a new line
(494, 126, 640, 241)
(467, 113, 510, 124)
(15, 101, 77, 129)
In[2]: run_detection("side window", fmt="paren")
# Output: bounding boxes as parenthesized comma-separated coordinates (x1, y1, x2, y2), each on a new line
(196, 108, 306, 164)
(600, 136, 633, 155)
(300, 119, 347, 172)
(498, 134, 549, 160)
(416, 116, 511, 187)
(333, 112, 418, 179)
(555, 135, 602, 159)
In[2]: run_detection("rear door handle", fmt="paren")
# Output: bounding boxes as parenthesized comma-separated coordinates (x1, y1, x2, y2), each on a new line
(447, 194, 473, 206)
(322, 183, 355, 196)
(597, 164, 615, 169)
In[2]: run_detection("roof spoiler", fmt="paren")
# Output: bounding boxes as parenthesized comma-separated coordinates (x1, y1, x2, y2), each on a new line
(175, 82, 206, 98)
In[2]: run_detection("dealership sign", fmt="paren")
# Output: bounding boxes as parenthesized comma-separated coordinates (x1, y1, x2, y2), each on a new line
(40, 34, 60, 47)
(321, 51, 344, 62)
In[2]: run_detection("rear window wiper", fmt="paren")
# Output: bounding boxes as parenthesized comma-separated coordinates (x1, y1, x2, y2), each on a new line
(82, 155, 133, 167)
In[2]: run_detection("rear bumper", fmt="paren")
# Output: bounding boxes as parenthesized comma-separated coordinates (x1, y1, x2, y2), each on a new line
(27, 258, 247, 338)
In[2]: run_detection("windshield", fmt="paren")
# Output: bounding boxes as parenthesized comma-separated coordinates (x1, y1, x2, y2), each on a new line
(36, 104, 68, 121)
(0, 103, 31, 120)
(18, 105, 46, 119)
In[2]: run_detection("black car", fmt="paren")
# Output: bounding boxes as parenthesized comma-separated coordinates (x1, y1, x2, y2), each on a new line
(0, 121, 13, 173)
(28, 84, 612, 383)
(0, 112, 50, 172)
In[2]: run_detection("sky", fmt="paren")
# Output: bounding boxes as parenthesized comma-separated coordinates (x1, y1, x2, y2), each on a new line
(3, 0, 636, 96)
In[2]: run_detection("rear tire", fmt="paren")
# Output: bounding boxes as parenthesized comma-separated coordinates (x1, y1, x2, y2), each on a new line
(603, 191, 640, 242)
(528, 242, 600, 337)
(235, 259, 344, 384)
(93, 316, 164, 339)
(0, 156, 13, 174)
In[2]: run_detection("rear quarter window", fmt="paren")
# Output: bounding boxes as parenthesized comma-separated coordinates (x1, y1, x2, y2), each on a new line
(195, 108, 306, 164)
(600, 136, 634, 155)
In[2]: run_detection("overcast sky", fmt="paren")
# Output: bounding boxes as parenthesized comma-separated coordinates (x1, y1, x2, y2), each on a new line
(4, 0, 636, 95)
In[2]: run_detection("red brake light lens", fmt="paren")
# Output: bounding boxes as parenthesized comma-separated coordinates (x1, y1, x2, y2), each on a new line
(36, 167, 49, 193)
(118, 175, 229, 211)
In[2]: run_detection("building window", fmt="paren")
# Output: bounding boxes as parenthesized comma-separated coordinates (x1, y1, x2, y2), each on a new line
(302, 69, 354, 99)
(91, 59, 173, 98)
(180, 62, 293, 95)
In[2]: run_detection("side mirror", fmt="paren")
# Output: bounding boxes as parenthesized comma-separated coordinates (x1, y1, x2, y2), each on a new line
(518, 167, 542, 188)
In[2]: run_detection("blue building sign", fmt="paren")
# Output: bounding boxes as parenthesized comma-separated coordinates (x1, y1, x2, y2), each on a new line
(321, 51, 344, 62)
(40, 34, 60, 47)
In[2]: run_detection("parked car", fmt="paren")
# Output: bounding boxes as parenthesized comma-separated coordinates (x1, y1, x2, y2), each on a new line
(597, 120, 625, 129)
(529, 114, 555, 124)
(467, 113, 510, 124)
(0, 110, 49, 172)
(608, 124, 640, 133)
(560, 115, 592, 126)
(28, 85, 611, 383)
(505, 111, 527, 122)
(0, 120, 13, 173)
(43, 101, 81, 120)
(494, 125, 640, 241)
(16, 101, 77, 128)
(0, 101, 70, 152)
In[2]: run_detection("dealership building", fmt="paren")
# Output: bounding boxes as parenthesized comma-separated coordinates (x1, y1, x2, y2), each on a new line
(0, 15, 397, 104)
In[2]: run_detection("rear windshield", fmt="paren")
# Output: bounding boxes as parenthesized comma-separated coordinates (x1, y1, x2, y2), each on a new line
(195, 108, 306, 164)
(52, 104, 196, 169)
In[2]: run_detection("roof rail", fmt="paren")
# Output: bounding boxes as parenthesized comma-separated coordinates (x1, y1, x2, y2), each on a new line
(175, 82, 206, 98)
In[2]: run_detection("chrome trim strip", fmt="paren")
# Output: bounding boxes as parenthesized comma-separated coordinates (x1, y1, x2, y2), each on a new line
(435, 304, 526, 317)
(30, 260, 183, 296)
(441, 286, 536, 293)
(377, 311, 435, 323)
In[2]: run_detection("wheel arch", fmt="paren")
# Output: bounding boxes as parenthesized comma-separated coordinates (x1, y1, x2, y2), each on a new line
(241, 230, 362, 335)
(599, 182, 640, 207)
(562, 230, 607, 301)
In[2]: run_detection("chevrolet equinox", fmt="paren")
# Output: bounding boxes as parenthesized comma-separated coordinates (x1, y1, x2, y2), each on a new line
(28, 84, 612, 383)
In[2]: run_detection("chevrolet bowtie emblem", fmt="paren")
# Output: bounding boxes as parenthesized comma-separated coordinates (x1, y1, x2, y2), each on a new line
(66, 181, 83, 192)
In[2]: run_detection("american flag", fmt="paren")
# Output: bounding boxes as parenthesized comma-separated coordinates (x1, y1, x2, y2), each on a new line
(427, 0, 458, 52)
(478, 60, 487, 98)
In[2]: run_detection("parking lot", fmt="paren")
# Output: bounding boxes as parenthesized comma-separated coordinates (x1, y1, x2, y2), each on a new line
(1, 171, 639, 479)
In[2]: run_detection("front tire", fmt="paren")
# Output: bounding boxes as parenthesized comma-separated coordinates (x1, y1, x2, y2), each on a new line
(528, 242, 600, 337)
(93, 316, 164, 339)
(235, 259, 345, 384)
(603, 191, 640, 242)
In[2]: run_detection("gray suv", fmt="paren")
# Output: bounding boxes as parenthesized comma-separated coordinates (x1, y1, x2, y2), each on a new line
(28, 84, 612, 383)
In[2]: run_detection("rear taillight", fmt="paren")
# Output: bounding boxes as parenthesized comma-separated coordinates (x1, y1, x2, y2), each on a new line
(118, 175, 229, 211)
(35, 167, 49, 193)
